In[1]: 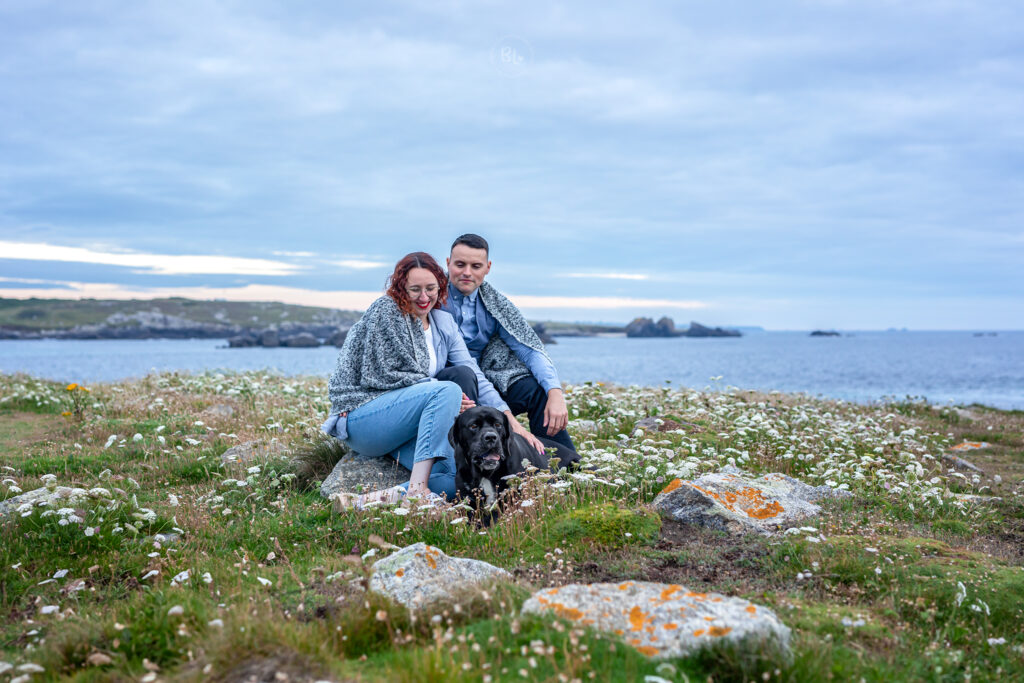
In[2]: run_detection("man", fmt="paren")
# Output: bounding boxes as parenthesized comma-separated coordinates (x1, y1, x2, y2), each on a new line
(442, 233, 578, 465)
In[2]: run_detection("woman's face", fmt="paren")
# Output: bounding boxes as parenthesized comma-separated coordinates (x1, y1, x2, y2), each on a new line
(405, 267, 439, 319)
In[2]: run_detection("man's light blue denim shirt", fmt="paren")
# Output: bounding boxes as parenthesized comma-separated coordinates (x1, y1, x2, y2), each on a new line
(442, 283, 561, 393)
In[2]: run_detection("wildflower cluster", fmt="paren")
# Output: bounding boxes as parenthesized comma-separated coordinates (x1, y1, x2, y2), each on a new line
(563, 383, 975, 517)
(7, 472, 169, 546)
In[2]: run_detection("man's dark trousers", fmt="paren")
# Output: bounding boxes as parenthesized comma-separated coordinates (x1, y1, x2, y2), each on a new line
(504, 376, 579, 467)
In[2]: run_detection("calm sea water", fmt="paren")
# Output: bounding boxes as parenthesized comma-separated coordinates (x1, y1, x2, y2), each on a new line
(1, 332, 1021, 409)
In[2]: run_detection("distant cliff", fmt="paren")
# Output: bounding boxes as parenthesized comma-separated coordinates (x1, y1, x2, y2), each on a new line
(0, 297, 360, 346)
(625, 317, 741, 338)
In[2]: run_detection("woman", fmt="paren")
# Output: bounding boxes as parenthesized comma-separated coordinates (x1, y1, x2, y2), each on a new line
(322, 252, 514, 508)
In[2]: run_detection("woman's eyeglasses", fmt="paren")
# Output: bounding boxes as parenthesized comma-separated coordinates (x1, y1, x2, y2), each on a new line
(406, 285, 439, 297)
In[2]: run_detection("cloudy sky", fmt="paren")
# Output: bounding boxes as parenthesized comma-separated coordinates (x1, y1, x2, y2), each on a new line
(1, 0, 1021, 329)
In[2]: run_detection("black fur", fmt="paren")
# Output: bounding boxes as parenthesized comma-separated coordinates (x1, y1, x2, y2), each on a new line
(449, 406, 550, 522)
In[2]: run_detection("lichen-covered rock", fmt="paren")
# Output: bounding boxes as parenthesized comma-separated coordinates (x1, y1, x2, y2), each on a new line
(369, 543, 510, 612)
(522, 581, 790, 659)
(570, 419, 598, 435)
(220, 439, 288, 466)
(652, 467, 849, 536)
(942, 453, 984, 473)
(319, 453, 409, 499)
(201, 403, 235, 420)
(950, 441, 990, 452)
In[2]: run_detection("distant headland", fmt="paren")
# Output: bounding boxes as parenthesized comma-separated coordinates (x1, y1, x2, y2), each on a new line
(0, 298, 751, 346)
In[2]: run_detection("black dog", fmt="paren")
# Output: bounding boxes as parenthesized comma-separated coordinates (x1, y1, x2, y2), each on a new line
(449, 406, 552, 520)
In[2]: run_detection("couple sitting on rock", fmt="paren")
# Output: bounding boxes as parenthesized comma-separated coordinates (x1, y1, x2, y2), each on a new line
(322, 234, 578, 508)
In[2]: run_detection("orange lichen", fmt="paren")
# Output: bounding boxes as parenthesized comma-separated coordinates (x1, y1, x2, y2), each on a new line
(689, 483, 785, 519)
(547, 589, 560, 595)
(951, 442, 987, 451)
(618, 582, 634, 590)
(655, 585, 682, 603)
(395, 568, 404, 577)
(745, 605, 757, 614)
(685, 591, 707, 599)
(628, 606, 652, 632)
(420, 547, 439, 570)
(708, 626, 733, 637)
(661, 478, 683, 495)
(704, 616, 715, 621)
(635, 645, 660, 656)
(549, 603, 584, 621)
(694, 629, 706, 637)
(664, 623, 678, 630)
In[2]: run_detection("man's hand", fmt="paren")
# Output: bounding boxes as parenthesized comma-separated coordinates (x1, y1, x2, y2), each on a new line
(505, 410, 546, 455)
(543, 388, 568, 436)
(460, 394, 476, 414)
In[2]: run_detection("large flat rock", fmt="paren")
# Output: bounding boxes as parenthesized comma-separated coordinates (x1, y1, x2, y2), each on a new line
(319, 453, 410, 499)
(369, 543, 510, 612)
(652, 467, 848, 536)
(220, 439, 288, 466)
(522, 581, 790, 659)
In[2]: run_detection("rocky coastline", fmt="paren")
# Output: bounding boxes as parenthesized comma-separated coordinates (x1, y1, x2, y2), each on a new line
(624, 317, 742, 338)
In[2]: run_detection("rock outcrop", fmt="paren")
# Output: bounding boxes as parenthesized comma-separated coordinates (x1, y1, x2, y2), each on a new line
(625, 318, 741, 338)
(319, 453, 410, 500)
(369, 543, 510, 612)
(521, 581, 790, 659)
(220, 439, 288, 466)
(684, 321, 741, 338)
(281, 332, 319, 347)
(532, 322, 557, 345)
(1, 486, 93, 518)
(652, 467, 849, 536)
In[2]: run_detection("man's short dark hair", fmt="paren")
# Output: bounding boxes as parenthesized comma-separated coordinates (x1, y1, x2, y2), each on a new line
(451, 233, 489, 255)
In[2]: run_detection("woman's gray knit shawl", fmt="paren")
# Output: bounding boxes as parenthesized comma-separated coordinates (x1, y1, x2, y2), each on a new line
(477, 282, 552, 393)
(327, 296, 430, 416)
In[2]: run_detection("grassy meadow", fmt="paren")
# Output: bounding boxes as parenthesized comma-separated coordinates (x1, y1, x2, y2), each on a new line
(1, 371, 1022, 682)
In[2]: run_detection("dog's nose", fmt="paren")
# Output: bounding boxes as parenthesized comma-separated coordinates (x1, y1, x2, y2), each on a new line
(482, 432, 498, 445)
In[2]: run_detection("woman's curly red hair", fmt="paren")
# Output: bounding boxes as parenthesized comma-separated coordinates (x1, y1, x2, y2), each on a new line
(385, 252, 449, 316)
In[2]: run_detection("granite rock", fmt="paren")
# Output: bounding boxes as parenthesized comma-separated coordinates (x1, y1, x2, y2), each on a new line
(369, 543, 510, 612)
(521, 581, 790, 659)
(201, 403, 235, 420)
(319, 453, 410, 499)
(282, 332, 319, 347)
(652, 466, 849, 536)
(220, 439, 288, 466)
(571, 419, 599, 435)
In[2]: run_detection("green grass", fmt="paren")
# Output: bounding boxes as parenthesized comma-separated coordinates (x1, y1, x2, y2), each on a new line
(2, 371, 1023, 681)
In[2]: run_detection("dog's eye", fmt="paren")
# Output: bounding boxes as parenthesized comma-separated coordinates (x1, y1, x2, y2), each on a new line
(469, 424, 479, 431)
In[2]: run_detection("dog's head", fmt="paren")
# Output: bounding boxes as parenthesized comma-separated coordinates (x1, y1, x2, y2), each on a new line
(449, 406, 512, 473)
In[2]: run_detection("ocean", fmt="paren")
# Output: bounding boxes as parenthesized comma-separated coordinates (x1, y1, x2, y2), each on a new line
(1, 331, 1021, 409)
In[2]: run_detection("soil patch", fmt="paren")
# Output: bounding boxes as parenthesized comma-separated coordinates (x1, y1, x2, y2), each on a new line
(569, 518, 782, 594)
(0, 411, 61, 456)
(213, 652, 335, 683)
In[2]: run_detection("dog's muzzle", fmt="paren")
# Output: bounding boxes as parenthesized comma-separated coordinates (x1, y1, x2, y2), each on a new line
(475, 431, 502, 470)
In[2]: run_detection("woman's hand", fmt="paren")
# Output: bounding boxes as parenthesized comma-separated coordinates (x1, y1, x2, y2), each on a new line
(460, 394, 476, 414)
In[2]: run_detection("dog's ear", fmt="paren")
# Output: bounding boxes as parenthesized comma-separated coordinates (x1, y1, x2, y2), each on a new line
(448, 419, 458, 448)
(500, 411, 513, 450)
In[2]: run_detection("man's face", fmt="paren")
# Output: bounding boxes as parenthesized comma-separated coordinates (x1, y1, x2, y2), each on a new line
(447, 244, 491, 295)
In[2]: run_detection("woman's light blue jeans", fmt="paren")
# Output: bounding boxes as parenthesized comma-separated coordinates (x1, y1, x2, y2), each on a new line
(343, 380, 462, 500)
